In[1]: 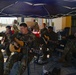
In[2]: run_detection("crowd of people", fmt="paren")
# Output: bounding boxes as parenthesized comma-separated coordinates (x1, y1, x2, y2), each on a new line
(0, 19, 76, 75)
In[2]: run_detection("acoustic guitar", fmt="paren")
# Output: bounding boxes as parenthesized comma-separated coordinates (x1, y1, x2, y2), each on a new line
(9, 38, 24, 52)
(43, 35, 58, 44)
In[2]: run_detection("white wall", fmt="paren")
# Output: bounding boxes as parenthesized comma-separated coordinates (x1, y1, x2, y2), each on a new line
(17, 17, 32, 23)
(24, 18, 32, 23)
(38, 18, 43, 29)
(17, 17, 22, 24)
(52, 17, 62, 32)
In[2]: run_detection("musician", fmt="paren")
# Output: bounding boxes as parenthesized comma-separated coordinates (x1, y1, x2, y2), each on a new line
(0, 26, 13, 75)
(47, 26, 58, 54)
(0, 26, 12, 58)
(58, 33, 76, 67)
(4, 23, 38, 75)
(47, 26, 58, 47)
(39, 23, 48, 61)
(41, 26, 58, 61)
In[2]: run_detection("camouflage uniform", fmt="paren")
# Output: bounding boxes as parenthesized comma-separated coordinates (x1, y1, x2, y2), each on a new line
(0, 41, 4, 75)
(40, 29, 58, 60)
(0, 32, 12, 56)
(40, 28, 48, 60)
(59, 38, 76, 66)
(12, 25, 19, 33)
(4, 31, 38, 75)
(33, 22, 39, 31)
(0, 31, 12, 75)
(40, 28, 47, 37)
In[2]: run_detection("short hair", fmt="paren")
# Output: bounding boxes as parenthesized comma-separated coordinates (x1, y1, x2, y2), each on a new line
(48, 26, 53, 30)
(43, 23, 46, 26)
(33, 19, 36, 22)
(20, 23, 27, 27)
(6, 26, 11, 29)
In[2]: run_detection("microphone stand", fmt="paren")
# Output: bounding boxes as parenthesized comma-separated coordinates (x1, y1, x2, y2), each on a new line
(25, 42, 30, 75)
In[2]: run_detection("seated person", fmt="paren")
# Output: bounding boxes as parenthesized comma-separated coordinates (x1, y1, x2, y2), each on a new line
(58, 33, 76, 67)
(59, 27, 70, 37)
(39, 24, 48, 61)
(40, 26, 58, 60)
(0, 26, 12, 58)
(4, 23, 38, 75)
(47, 26, 58, 54)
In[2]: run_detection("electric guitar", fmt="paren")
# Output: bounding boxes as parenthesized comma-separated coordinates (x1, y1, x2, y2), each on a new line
(9, 38, 24, 52)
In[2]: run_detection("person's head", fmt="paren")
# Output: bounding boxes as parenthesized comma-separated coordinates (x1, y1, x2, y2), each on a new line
(13, 20, 18, 25)
(20, 23, 28, 34)
(43, 23, 46, 28)
(48, 26, 53, 33)
(6, 26, 11, 33)
(33, 19, 36, 22)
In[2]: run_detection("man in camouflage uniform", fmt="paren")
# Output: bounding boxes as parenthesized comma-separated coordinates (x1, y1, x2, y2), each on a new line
(47, 26, 58, 48)
(0, 41, 4, 75)
(4, 23, 38, 75)
(0, 26, 12, 61)
(40, 26, 58, 61)
(40, 23, 48, 61)
(0, 26, 12, 75)
(12, 20, 20, 34)
(40, 23, 47, 37)
(32, 19, 39, 32)
(59, 34, 76, 67)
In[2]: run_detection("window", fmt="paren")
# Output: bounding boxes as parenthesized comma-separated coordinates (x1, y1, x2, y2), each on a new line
(0, 17, 17, 25)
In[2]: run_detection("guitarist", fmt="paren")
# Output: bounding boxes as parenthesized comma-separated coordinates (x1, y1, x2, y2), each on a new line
(4, 23, 38, 75)
(0, 26, 13, 60)
(47, 26, 58, 48)
(46, 26, 58, 53)
(41, 26, 58, 61)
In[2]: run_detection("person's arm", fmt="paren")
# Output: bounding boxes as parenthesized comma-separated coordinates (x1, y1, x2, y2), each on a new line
(30, 33, 40, 49)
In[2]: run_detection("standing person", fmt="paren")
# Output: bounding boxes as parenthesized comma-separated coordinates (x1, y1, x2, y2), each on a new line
(40, 23, 47, 37)
(4, 23, 38, 75)
(12, 20, 19, 34)
(33, 19, 39, 32)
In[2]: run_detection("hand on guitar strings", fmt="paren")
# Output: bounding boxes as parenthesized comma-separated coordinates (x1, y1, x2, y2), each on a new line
(13, 42, 19, 48)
